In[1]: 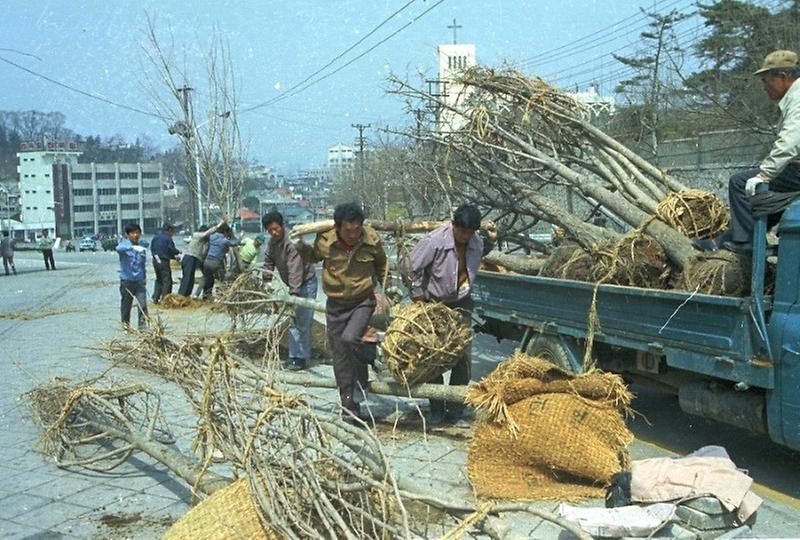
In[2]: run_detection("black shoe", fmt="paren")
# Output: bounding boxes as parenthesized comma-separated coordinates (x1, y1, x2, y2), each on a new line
(287, 359, 306, 371)
(722, 240, 753, 254)
(692, 237, 718, 252)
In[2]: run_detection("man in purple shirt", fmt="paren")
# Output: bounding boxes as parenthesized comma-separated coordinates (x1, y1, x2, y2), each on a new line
(400, 204, 494, 427)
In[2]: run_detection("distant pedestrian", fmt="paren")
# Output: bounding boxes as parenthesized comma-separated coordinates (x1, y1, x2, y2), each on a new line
(263, 212, 317, 371)
(116, 223, 149, 330)
(202, 223, 241, 298)
(239, 234, 266, 270)
(150, 223, 180, 303)
(1, 230, 16, 275)
(37, 229, 56, 270)
(178, 221, 222, 297)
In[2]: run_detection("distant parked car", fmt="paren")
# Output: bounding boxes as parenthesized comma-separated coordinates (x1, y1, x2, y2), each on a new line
(79, 237, 97, 252)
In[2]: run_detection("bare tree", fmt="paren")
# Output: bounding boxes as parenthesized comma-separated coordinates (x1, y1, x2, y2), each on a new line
(142, 16, 248, 226)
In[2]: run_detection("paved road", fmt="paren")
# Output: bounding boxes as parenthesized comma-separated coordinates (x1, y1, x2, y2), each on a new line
(0, 250, 799, 538)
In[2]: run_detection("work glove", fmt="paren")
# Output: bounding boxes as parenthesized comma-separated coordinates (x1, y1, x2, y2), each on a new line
(745, 175, 768, 196)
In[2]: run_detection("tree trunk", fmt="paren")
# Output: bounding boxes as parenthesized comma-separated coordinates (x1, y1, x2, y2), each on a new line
(483, 251, 546, 275)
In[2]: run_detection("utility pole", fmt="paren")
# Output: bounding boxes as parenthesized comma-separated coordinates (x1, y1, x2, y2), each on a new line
(351, 123, 372, 214)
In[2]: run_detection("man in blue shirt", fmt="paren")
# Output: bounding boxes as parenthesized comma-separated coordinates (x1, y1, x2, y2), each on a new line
(150, 223, 181, 304)
(116, 222, 150, 329)
(202, 223, 241, 298)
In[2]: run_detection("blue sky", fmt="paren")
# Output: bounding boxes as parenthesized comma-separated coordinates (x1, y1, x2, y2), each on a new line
(1, 0, 703, 171)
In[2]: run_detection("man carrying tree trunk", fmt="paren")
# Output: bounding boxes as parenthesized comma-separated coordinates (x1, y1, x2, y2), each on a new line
(713, 50, 800, 253)
(309, 202, 387, 425)
(399, 204, 495, 428)
(262, 212, 317, 371)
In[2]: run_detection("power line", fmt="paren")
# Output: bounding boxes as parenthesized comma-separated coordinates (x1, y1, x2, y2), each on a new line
(0, 55, 165, 119)
(242, 0, 447, 113)
(514, 0, 692, 71)
(241, 0, 419, 113)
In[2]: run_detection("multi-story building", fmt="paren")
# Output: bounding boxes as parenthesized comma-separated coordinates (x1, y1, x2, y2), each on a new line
(327, 144, 355, 169)
(17, 146, 81, 237)
(17, 145, 163, 239)
(63, 162, 163, 238)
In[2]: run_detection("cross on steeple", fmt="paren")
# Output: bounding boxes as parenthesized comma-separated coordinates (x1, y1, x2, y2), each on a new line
(448, 18, 462, 45)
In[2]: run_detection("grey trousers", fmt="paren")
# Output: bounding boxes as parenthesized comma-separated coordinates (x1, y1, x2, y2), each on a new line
(152, 258, 173, 302)
(120, 280, 148, 329)
(429, 296, 474, 418)
(202, 257, 225, 297)
(2, 255, 15, 275)
(326, 295, 377, 411)
(728, 166, 800, 244)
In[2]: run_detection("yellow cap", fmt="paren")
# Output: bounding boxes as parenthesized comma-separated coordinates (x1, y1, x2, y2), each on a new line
(754, 50, 799, 75)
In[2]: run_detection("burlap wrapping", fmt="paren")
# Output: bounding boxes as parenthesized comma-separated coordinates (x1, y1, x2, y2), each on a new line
(467, 353, 633, 501)
(381, 302, 472, 385)
(165, 478, 275, 540)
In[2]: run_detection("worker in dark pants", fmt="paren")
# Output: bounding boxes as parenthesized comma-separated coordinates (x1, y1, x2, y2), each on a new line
(178, 222, 221, 297)
(307, 202, 387, 425)
(714, 50, 800, 253)
(400, 204, 496, 428)
(202, 223, 240, 298)
(38, 229, 56, 270)
(150, 224, 180, 304)
(1, 230, 16, 275)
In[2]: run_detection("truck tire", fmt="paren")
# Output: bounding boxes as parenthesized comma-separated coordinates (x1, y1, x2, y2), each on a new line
(526, 334, 577, 373)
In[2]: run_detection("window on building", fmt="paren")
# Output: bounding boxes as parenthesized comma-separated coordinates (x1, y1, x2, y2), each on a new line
(45, 190, 51, 194)
(71, 173, 92, 180)
(44, 173, 50, 177)
(141, 172, 161, 179)
(120, 172, 138, 179)
(96, 172, 116, 180)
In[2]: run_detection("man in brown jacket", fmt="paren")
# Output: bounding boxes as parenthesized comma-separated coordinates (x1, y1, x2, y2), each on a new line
(263, 211, 318, 370)
(311, 202, 387, 423)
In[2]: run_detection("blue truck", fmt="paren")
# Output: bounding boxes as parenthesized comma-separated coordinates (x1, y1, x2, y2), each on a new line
(472, 202, 800, 450)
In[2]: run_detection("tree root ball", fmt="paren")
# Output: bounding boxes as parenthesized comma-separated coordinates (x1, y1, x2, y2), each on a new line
(381, 302, 472, 386)
(679, 250, 750, 297)
(592, 234, 671, 288)
(540, 244, 594, 281)
(657, 189, 729, 239)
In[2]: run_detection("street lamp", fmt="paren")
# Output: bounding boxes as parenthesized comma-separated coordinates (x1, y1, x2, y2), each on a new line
(168, 111, 230, 228)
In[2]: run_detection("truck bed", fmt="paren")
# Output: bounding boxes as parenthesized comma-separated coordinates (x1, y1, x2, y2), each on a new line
(472, 271, 774, 389)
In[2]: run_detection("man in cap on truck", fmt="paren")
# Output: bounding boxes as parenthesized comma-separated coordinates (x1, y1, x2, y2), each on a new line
(713, 50, 800, 253)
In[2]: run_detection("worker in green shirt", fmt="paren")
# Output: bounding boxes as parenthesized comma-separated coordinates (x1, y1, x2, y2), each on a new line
(239, 234, 265, 270)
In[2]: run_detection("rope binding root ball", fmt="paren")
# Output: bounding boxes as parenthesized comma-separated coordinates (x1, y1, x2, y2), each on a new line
(381, 302, 473, 386)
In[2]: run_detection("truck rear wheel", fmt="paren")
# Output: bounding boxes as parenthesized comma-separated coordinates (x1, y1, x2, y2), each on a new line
(525, 334, 577, 373)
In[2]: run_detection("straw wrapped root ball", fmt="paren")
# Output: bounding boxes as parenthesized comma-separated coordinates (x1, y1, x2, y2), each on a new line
(592, 234, 671, 288)
(657, 189, 729, 239)
(679, 250, 750, 297)
(381, 302, 473, 386)
(540, 244, 594, 282)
